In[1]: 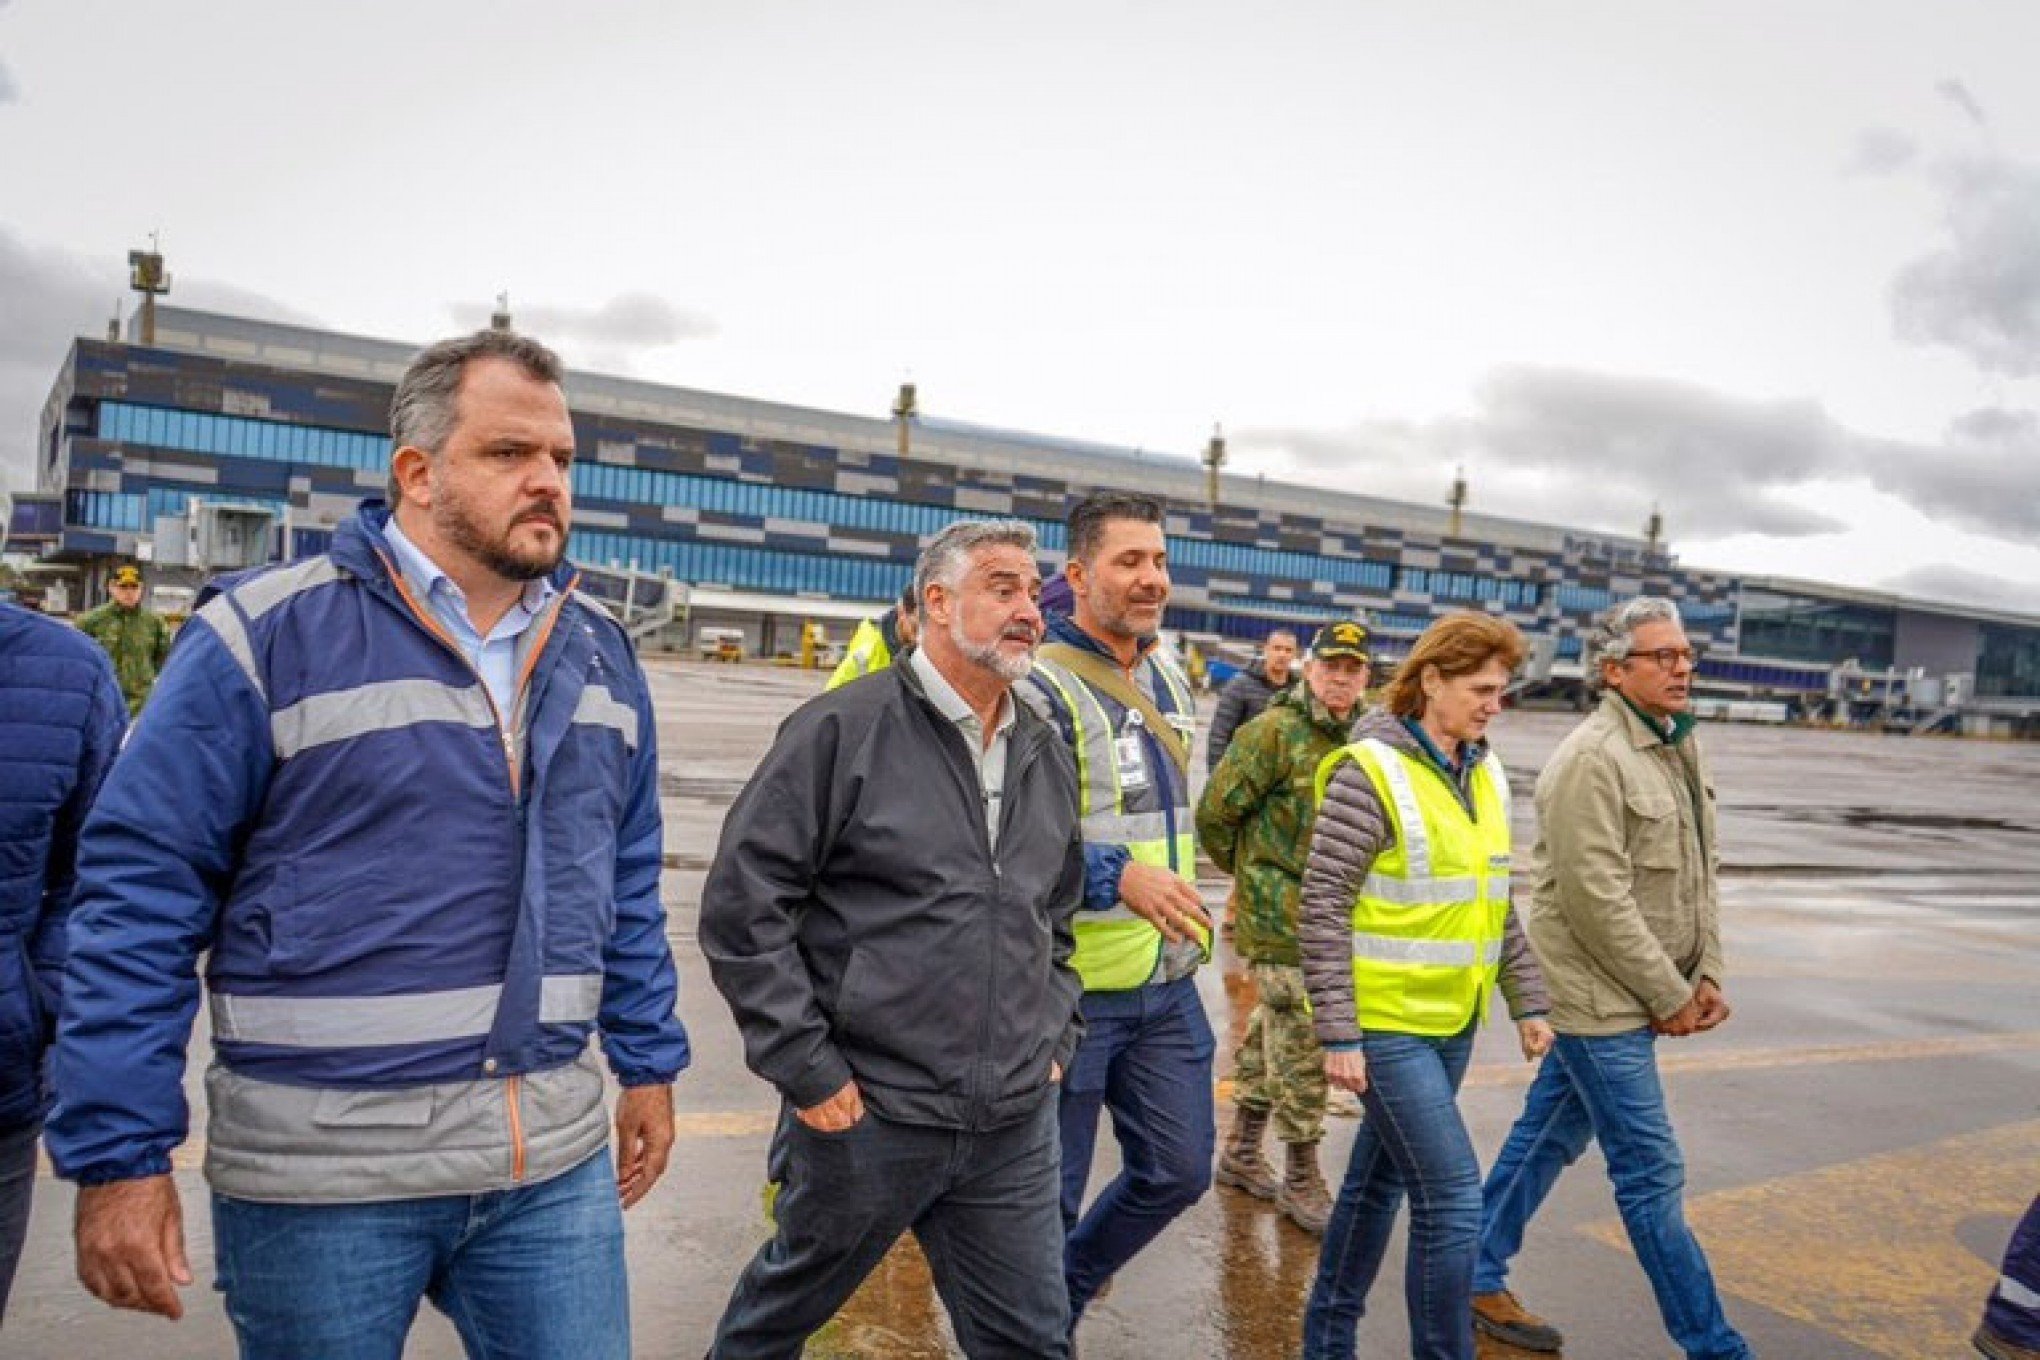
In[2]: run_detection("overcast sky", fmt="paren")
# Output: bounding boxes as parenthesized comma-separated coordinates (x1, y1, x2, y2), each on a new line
(2, 1, 2037, 609)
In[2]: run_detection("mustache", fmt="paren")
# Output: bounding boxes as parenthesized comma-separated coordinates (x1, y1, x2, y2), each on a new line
(1001, 624, 1042, 644)
(515, 506, 563, 529)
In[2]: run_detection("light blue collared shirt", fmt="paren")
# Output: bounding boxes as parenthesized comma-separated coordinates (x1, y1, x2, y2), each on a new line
(382, 516, 557, 722)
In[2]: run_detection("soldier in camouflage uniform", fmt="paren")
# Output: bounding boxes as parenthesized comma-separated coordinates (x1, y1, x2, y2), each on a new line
(76, 565, 172, 716)
(1195, 620, 1371, 1235)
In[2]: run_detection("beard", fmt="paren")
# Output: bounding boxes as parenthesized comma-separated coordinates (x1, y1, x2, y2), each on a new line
(432, 476, 565, 582)
(953, 613, 1037, 684)
(1090, 588, 1166, 642)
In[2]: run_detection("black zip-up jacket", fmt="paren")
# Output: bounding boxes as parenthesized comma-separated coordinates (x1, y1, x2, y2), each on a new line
(1207, 662, 1298, 772)
(701, 656, 1087, 1131)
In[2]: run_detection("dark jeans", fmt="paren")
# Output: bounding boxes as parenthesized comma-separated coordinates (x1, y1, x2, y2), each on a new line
(1477, 1031, 1750, 1360)
(1985, 1193, 2040, 1347)
(711, 1097, 1069, 1359)
(1058, 975, 1216, 1320)
(211, 1148, 626, 1360)
(1303, 1024, 1480, 1360)
(0, 1117, 37, 1322)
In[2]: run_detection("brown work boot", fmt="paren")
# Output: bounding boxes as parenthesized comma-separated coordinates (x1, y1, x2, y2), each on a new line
(1977, 1324, 2040, 1360)
(1472, 1290, 1564, 1353)
(1215, 1107, 1277, 1200)
(1276, 1140, 1332, 1235)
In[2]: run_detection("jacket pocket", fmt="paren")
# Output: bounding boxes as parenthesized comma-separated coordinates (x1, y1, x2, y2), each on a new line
(310, 1087, 436, 1129)
(1625, 787, 1683, 870)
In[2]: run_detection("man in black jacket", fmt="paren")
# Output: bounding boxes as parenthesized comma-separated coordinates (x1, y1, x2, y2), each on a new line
(1205, 628, 1300, 771)
(702, 518, 1085, 1360)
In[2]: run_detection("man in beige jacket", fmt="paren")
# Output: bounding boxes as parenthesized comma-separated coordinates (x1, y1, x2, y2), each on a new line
(1470, 598, 1752, 1360)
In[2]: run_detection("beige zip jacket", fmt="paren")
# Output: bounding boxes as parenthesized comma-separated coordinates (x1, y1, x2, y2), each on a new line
(1523, 693, 1724, 1036)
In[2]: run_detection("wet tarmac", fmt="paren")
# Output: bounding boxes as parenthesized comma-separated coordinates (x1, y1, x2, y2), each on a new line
(8, 659, 2039, 1358)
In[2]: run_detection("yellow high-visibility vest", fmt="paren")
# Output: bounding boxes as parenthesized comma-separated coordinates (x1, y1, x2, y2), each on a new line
(826, 617, 893, 691)
(1314, 737, 1512, 1036)
(1031, 649, 1206, 991)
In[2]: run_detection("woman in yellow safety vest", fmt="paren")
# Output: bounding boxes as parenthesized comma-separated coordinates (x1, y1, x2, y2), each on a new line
(1295, 612, 1554, 1360)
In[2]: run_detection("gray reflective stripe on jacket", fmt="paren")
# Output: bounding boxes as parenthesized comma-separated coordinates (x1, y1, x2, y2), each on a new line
(203, 1048, 609, 1203)
(197, 557, 348, 703)
(210, 973, 604, 1048)
(1355, 737, 1512, 881)
(570, 684, 641, 749)
(1350, 933, 1504, 966)
(272, 678, 496, 759)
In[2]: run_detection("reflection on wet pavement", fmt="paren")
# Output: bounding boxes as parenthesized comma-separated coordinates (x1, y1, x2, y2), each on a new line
(808, 1234, 951, 1359)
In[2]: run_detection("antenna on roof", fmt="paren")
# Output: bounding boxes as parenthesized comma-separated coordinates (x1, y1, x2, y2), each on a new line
(127, 236, 171, 346)
(1203, 423, 1227, 512)
(490, 292, 514, 332)
(1447, 465, 1468, 538)
(892, 380, 918, 458)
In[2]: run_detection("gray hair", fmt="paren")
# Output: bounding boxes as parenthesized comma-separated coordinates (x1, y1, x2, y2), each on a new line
(915, 519, 1040, 606)
(385, 330, 564, 504)
(1593, 596, 1684, 667)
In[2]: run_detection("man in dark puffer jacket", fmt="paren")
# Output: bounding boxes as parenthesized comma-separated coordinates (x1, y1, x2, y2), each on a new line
(0, 601, 125, 1316)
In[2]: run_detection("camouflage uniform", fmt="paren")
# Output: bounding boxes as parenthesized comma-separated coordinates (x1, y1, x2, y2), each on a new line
(76, 602, 172, 716)
(1195, 686, 1357, 1145)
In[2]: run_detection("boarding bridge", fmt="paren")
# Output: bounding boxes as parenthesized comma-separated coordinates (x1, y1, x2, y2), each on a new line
(574, 564, 681, 646)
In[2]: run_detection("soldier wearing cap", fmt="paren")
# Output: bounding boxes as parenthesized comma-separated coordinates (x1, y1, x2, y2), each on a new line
(76, 566, 172, 716)
(1196, 619, 1372, 1234)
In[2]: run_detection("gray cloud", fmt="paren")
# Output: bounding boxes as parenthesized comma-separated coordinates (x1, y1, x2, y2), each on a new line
(1880, 563, 2035, 613)
(1848, 127, 1917, 176)
(1936, 78, 1988, 129)
(0, 231, 119, 490)
(1239, 366, 2038, 551)
(1888, 149, 2040, 377)
(1860, 405, 2040, 541)
(447, 291, 715, 350)
(0, 59, 16, 105)
(0, 228, 312, 492)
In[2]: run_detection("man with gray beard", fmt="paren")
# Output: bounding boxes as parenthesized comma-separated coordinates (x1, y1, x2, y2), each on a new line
(701, 519, 1087, 1359)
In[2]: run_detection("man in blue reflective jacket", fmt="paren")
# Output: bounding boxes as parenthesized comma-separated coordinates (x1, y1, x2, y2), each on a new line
(46, 330, 690, 1357)
(0, 601, 124, 1320)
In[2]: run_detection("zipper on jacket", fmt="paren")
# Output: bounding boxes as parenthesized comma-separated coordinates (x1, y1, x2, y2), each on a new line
(378, 551, 576, 797)
(506, 1074, 526, 1182)
(376, 548, 575, 1149)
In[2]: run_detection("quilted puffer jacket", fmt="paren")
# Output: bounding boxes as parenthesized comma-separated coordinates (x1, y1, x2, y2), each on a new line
(0, 603, 125, 1127)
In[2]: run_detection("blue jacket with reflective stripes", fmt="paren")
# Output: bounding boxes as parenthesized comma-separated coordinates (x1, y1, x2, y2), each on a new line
(46, 503, 689, 1185)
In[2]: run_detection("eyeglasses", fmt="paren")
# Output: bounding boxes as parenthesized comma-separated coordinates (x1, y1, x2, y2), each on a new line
(1627, 646, 1698, 671)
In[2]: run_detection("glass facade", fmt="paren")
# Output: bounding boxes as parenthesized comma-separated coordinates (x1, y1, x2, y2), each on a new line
(99, 401, 386, 471)
(1738, 591, 1896, 669)
(569, 529, 911, 601)
(1396, 568, 1540, 608)
(1978, 624, 2040, 698)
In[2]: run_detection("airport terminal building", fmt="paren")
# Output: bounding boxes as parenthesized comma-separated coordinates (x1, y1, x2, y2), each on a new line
(20, 306, 2040, 735)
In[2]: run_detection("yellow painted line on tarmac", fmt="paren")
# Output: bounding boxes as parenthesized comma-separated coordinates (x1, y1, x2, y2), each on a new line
(1464, 1027, 2040, 1089)
(1212, 1029, 2040, 1104)
(1581, 1118, 2040, 1359)
(54, 1032, 2040, 1176)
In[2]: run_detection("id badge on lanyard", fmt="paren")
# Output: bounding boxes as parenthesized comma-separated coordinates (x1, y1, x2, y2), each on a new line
(1114, 710, 1150, 792)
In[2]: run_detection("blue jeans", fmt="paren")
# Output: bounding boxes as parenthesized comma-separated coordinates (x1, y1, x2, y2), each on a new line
(1303, 1024, 1480, 1360)
(713, 1098, 1068, 1359)
(1058, 976, 1216, 1320)
(1985, 1193, 2040, 1347)
(1477, 1030, 1750, 1360)
(211, 1148, 626, 1360)
(0, 1117, 37, 1321)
